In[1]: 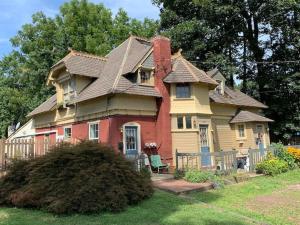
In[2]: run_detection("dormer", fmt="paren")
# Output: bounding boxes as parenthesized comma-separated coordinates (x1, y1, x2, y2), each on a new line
(46, 50, 107, 107)
(207, 68, 226, 95)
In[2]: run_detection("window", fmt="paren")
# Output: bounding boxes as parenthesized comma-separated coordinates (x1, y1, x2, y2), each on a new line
(140, 70, 151, 83)
(64, 127, 72, 140)
(237, 124, 245, 138)
(89, 122, 99, 140)
(177, 116, 184, 129)
(62, 79, 75, 103)
(176, 84, 191, 98)
(185, 115, 192, 129)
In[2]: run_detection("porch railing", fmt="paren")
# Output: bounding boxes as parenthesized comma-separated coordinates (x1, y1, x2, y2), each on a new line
(175, 149, 238, 174)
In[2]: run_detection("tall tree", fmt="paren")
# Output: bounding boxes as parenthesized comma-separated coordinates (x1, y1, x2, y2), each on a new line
(0, 0, 159, 137)
(154, 0, 300, 142)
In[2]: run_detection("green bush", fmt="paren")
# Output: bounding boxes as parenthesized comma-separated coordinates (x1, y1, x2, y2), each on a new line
(0, 142, 153, 214)
(271, 142, 297, 170)
(184, 170, 224, 189)
(256, 153, 289, 176)
(173, 169, 184, 179)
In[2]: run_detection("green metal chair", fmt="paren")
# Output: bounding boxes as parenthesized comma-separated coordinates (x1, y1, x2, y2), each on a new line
(150, 155, 169, 173)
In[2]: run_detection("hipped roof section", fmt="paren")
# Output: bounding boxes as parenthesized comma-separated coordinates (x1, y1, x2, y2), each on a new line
(209, 86, 268, 108)
(164, 53, 218, 88)
(230, 110, 274, 123)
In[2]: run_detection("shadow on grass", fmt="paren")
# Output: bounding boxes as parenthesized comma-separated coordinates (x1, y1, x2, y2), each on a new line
(0, 190, 249, 225)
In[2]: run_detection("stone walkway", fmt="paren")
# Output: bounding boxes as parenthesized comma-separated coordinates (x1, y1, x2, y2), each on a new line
(152, 174, 213, 194)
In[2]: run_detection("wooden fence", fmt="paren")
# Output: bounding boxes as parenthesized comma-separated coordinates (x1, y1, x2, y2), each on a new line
(0, 139, 147, 172)
(175, 150, 237, 173)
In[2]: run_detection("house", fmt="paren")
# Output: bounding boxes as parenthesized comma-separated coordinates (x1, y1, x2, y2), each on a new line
(27, 35, 273, 165)
(7, 119, 36, 141)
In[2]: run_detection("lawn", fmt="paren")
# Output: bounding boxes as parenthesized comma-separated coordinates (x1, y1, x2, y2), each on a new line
(0, 170, 299, 225)
(189, 169, 300, 225)
(0, 191, 251, 225)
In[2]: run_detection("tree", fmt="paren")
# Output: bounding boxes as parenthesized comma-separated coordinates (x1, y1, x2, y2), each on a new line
(0, 0, 159, 137)
(154, 0, 300, 142)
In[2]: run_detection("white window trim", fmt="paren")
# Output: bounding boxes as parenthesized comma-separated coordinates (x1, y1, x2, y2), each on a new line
(89, 121, 99, 140)
(122, 122, 141, 155)
(235, 123, 247, 140)
(63, 126, 72, 140)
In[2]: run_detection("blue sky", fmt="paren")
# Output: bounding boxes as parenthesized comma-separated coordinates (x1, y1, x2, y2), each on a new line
(0, 0, 160, 59)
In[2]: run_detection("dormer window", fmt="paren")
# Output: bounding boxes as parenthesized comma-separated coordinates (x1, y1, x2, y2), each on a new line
(138, 68, 153, 86)
(62, 79, 75, 103)
(216, 79, 225, 95)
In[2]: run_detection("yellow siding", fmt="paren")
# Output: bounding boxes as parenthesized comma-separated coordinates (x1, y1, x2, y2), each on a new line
(170, 83, 212, 114)
(211, 104, 236, 116)
(76, 76, 92, 93)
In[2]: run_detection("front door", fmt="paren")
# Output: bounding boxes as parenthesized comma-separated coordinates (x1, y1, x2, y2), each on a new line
(124, 126, 138, 156)
(199, 124, 211, 166)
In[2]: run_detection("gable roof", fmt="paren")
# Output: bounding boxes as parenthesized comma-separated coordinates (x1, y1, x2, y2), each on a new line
(49, 50, 107, 81)
(164, 54, 218, 87)
(27, 94, 57, 117)
(75, 36, 160, 103)
(209, 86, 268, 108)
(230, 110, 273, 123)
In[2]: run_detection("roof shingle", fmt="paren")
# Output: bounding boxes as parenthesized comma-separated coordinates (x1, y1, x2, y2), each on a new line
(230, 110, 273, 123)
(164, 54, 218, 86)
(27, 95, 57, 117)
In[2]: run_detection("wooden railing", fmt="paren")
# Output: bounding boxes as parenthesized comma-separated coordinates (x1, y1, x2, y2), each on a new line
(175, 150, 237, 173)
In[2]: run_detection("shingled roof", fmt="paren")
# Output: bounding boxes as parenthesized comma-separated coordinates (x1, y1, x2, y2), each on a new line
(50, 50, 107, 80)
(164, 53, 218, 87)
(209, 86, 267, 108)
(230, 110, 273, 123)
(27, 94, 57, 117)
(75, 36, 161, 103)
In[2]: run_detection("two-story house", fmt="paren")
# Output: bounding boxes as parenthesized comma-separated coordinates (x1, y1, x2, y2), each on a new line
(28, 35, 273, 166)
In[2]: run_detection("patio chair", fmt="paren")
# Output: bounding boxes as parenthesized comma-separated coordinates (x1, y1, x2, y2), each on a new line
(150, 155, 169, 174)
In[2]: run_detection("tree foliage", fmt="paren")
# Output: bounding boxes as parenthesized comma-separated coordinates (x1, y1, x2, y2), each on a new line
(0, 0, 158, 137)
(154, 0, 300, 142)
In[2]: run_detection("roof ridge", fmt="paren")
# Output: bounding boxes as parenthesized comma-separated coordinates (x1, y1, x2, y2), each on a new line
(130, 35, 151, 43)
(111, 36, 133, 92)
(71, 50, 107, 61)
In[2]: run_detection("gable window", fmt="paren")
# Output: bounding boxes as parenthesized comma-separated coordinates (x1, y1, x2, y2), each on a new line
(237, 124, 245, 138)
(89, 122, 99, 140)
(177, 116, 184, 129)
(176, 83, 191, 98)
(62, 79, 75, 103)
(64, 127, 72, 140)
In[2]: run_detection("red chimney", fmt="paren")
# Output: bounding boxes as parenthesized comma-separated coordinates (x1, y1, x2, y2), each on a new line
(152, 36, 172, 77)
(152, 36, 173, 164)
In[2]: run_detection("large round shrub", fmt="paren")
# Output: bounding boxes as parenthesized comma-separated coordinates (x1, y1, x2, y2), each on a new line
(0, 142, 153, 214)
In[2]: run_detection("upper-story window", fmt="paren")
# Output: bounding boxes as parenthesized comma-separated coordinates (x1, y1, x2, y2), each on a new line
(139, 69, 153, 86)
(176, 83, 191, 98)
(62, 79, 75, 103)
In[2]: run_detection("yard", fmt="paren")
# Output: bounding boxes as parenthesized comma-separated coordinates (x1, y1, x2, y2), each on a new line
(0, 169, 299, 225)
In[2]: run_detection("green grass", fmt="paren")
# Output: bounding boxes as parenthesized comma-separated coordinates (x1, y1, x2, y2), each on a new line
(189, 169, 300, 225)
(1, 170, 299, 225)
(0, 191, 251, 225)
